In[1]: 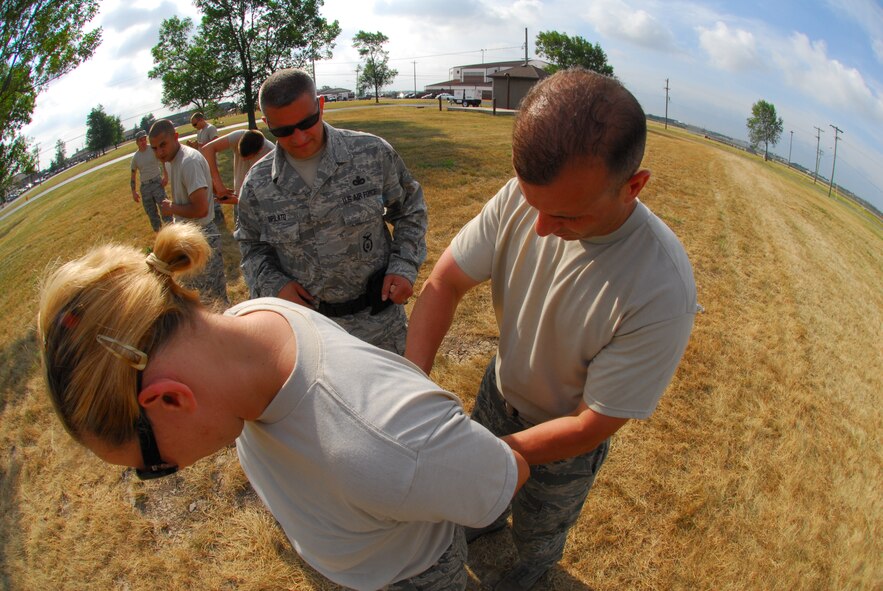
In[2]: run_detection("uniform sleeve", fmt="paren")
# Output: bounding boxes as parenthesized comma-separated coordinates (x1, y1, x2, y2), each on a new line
(584, 312, 695, 419)
(235, 179, 293, 298)
(182, 158, 209, 196)
(393, 405, 518, 527)
(449, 181, 510, 283)
(379, 142, 427, 284)
(130, 154, 138, 172)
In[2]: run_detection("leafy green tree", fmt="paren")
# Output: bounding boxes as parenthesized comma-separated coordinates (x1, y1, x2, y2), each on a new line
(50, 139, 66, 171)
(535, 31, 614, 76)
(139, 113, 157, 133)
(353, 31, 397, 104)
(746, 99, 784, 161)
(0, 0, 101, 198)
(85, 105, 124, 155)
(149, 16, 234, 113)
(195, 0, 341, 129)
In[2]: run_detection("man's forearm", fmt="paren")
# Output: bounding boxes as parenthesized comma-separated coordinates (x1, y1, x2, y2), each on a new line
(404, 278, 460, 374)
(502, 408, 628, 466)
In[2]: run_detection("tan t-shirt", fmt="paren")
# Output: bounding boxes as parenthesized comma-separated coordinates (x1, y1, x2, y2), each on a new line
(130, 148, 163, 183)
(224, 129, 274, 194)
(167, 145, 213, 226)
(451, 178, 697, 423)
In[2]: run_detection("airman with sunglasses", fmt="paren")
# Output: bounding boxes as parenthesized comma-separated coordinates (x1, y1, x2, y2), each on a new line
(235, 68, 428, 353)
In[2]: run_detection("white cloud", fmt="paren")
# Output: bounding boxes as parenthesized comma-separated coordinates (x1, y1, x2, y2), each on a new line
(697, 21, 762, 71)
(584, 0, 679, 51)
(874, 39, 883, 64)
(772, 33, 883, 124)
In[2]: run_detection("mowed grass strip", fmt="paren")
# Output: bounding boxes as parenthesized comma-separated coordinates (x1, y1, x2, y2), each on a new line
(0, 108, 880, 591)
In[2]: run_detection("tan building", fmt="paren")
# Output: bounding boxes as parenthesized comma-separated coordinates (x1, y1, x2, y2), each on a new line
(489, 64, 550, 109)
(425, 59, 549, 101)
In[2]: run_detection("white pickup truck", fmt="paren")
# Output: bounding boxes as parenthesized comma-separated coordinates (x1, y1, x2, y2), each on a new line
(447, 89, 482, 107)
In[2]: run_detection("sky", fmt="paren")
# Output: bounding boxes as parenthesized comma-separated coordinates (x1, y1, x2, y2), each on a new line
(21, 0, 883, 210)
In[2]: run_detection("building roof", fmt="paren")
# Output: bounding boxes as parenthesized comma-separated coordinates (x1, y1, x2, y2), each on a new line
(489, 65, 550, 80)
(457, 59, 549, 69)
(425, 79, 491, 88)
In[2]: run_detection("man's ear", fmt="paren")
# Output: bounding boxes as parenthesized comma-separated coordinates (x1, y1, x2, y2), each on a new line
(319, 95, 326, 111)
(622, 169, 651, 202)
(138, 379, 197, 414)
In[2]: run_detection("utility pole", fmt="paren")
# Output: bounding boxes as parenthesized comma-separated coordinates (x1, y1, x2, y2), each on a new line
(788, 130, 793, 165)
(524, 28, 528, 65)
(412, 61, 417, 96)
(664, 78, 670, 130)
(813, 126, 824, 184)
(827, 125, 843, 198)
(481, 48, 486, 63)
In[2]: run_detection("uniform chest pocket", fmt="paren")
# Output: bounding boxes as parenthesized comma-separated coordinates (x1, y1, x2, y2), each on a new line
(341, 197, 383, 227)
(261, 217, 300, 243)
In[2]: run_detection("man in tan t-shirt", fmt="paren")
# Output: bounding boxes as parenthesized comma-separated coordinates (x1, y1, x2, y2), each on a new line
(405, 69, 698, 590)
(130, 130, 170, 232)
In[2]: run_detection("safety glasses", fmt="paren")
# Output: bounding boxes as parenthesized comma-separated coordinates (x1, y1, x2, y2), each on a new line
(267, 99, 321, 138)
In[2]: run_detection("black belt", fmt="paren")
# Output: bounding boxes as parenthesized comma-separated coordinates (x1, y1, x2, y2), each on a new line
(316, 293, 371, 317)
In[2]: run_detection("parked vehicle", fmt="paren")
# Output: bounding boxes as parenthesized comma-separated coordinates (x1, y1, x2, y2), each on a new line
(436, 93, 455, 100)
(447, 89, 482, 107)
(420, 93, 435, 99)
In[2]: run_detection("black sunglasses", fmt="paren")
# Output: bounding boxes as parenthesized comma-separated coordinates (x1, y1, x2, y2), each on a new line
(267, 99, 321, 137)
(133, 367, 178, 480)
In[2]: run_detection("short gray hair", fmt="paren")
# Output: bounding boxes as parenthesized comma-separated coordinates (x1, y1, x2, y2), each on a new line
(259, 69, 316, 112)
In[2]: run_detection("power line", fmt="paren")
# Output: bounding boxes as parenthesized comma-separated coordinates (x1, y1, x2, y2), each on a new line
(813, 126, 824, 184)
(827, 124, 843, 198)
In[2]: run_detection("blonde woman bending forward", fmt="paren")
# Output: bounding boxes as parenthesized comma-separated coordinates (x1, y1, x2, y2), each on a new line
(37, 223, 528, 591)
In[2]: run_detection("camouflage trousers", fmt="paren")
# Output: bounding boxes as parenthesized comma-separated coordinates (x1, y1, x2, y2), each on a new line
(140, 178, 171, 232)
(181, 222, 229, 307)
(385, 526, 467, 591)
(331, 303, 407, 354)
(470, 359, 610, 571)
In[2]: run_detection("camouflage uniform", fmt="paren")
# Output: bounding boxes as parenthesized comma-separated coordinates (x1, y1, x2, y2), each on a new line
(235, 123, 427, 353)
(167, 144, 229, 306)
(470, 359, 610, 585)
(139, 178, 171, 231)
(181, 222, 228, 307)
(385, 527, 467, 590)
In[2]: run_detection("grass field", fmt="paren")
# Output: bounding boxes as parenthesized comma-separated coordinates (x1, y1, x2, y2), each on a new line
(0, 106, 880, 591)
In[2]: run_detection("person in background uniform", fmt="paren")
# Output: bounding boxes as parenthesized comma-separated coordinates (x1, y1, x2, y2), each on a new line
(149, 119, 228, 306)
(201, 129, 274, 205)
(36, 223, 529, 590)
(130, 130, 170, 232)
(235, 68, 427, 354)
(187, 112, 225, 227)
(405, 68, 699, 590)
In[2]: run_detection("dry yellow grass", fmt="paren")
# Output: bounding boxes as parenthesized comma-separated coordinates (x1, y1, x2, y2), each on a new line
(0, 108, 880, 591)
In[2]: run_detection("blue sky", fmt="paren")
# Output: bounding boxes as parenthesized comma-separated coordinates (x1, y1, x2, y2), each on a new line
(22, 0, 883, 210)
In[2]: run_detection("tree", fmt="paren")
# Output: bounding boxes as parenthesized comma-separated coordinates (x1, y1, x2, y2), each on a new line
(353, 31, 397, 104)
(195, 0, 341, 129)
(535, 31, 614, 76)
(149, 16, 234, 114)
(50, 139, 66, 172)
(139, 113, 156, 133)
(746, 99, 784, 161)
(0, 0, 101, 198)
(85, 105, 124, 155)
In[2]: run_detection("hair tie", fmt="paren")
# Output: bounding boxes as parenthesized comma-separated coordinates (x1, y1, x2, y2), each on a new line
(146, 252, 173, 276)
